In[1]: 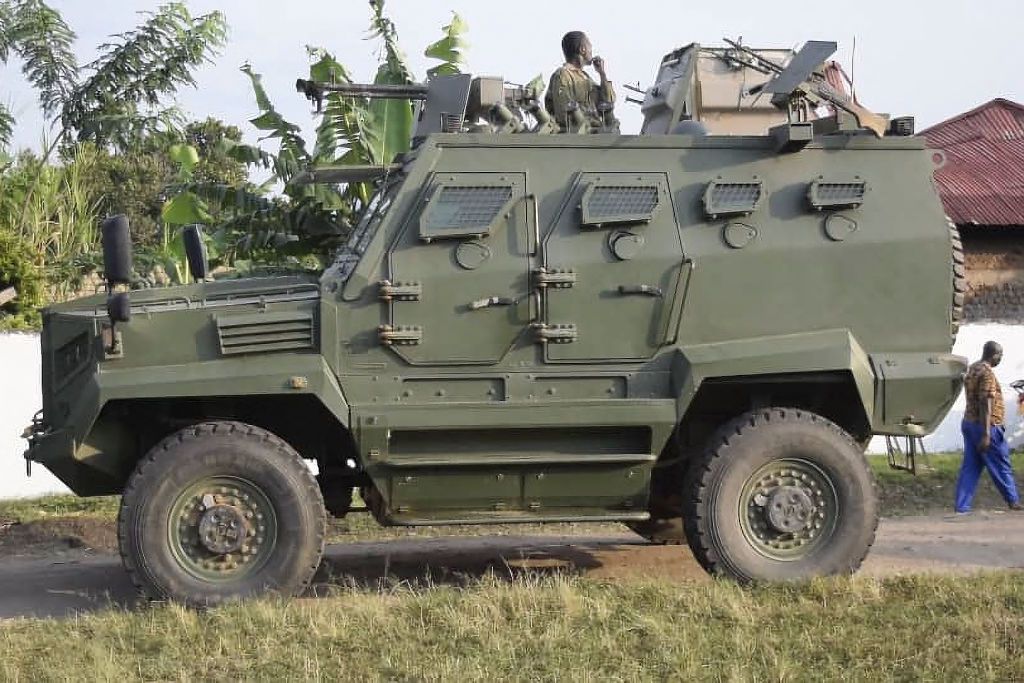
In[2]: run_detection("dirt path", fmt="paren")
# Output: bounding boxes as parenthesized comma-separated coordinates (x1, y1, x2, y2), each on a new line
(1, 512, 1022, 619)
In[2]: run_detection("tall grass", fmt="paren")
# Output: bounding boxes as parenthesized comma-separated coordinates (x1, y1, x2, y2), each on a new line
(0, 143, 103, 303)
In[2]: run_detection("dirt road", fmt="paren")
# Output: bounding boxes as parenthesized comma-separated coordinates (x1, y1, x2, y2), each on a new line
(1, 512, 1022, 619)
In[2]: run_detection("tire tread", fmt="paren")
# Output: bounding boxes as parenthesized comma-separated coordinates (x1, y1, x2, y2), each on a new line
(117, 421, 326, 606)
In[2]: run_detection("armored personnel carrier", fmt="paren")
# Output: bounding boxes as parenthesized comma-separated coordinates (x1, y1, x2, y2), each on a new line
(24, 41, 965, 605)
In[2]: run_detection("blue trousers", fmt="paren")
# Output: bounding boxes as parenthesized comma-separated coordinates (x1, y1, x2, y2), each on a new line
(956, 421, 1020, 512)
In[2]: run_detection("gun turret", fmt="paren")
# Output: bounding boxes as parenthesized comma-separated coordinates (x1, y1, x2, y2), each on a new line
(722, 38, 889, 138)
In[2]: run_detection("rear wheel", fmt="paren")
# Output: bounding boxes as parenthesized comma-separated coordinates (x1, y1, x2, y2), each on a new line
(683, 408, 877, 582)
(118, 421, 326, 607)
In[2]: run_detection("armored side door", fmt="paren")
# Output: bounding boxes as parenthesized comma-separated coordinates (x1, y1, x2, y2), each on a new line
(383, 172, 532, 365)
(539, 172, 687, 362)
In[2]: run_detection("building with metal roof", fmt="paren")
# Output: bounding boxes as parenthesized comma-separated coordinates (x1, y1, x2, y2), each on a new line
(921, 99, 1024, 322)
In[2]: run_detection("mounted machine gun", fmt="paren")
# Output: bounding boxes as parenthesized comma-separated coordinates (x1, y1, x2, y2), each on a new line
(721, 38, 890, 138)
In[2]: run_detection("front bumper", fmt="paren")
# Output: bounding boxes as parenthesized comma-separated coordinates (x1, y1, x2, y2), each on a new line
(22, 413, 116, 496)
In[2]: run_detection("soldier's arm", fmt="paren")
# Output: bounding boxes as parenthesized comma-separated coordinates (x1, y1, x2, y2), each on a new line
(592, 57, 614, 105)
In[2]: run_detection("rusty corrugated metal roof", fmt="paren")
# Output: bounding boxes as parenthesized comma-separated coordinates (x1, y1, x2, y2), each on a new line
(920, 98, 1024, 227)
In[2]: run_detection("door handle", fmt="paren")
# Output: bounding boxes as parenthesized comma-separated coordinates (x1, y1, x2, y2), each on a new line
(618, 284, 663, 297)
(528, 193, 539, 256)
(468, 296, 517, 310)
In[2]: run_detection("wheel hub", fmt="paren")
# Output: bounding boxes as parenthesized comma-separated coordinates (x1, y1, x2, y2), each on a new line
(741, 458, 839, 560)
(764, 486, 815, 533)
(168, 477, 278, 580)
(197, 504, 249, 555)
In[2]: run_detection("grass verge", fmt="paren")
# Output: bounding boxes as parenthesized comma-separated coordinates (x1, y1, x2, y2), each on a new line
(1, 572, 1022, 680)
(873, 451, 1024, 515)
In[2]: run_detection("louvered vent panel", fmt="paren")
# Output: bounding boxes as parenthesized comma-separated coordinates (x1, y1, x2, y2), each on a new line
(216, 311, 315, 356)
(808, 179, 867, 209)
(703, 181, 764, 217)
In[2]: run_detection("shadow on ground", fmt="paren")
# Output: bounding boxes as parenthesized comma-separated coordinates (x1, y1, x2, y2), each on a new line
(3, 512, 1024, 619)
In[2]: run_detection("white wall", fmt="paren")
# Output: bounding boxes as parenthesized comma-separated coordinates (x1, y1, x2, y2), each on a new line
(0, 333, 69, 497)
(2, 325, 1022, 499)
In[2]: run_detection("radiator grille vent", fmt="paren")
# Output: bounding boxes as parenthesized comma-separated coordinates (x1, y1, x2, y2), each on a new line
(216, 311, 315, 356)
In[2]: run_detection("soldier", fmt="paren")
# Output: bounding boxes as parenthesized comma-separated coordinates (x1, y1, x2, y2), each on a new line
(955, 341, 1022, 513)
(544, 31, 616, 131)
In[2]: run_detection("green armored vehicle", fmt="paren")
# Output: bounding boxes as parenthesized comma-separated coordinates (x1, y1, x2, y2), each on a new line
(24, 41, 965, 605)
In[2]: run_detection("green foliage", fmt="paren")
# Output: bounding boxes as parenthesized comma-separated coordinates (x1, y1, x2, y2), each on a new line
(181, 118, 247, 187)
(60, 3, 227, 150)
(72, 143, 174, 247)
(0, 103, 12, 149)
(165, 1, 472, 267)
(0, 229, 45, 329)
(0, 1, 231, 308)
(2, 0, 78, 119)
(65, 119, 248, 250)
(0, 147, 102, 289)
(366, 0, 415, 166)
(424, 12, 469, 78)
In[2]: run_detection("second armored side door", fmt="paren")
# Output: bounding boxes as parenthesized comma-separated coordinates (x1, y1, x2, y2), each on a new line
(539, 172, 687, 362)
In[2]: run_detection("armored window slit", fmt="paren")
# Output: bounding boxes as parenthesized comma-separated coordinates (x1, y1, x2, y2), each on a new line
(807, 179, 867, 210)
(581, 185, 661, 226)
(703, 180, 764, 218)
(420, 185, 514, 239)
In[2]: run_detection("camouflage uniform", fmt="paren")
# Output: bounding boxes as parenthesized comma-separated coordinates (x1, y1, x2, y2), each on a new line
(544, 64, 615, 130)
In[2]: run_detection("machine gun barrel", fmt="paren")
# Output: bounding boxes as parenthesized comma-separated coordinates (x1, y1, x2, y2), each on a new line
(296, 80, 430, 99)
(296, 78, 429, 112)
(721, 38, 785, 75)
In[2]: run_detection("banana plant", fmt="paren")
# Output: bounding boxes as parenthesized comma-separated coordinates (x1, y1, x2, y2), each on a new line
(162, 1, 468, 266)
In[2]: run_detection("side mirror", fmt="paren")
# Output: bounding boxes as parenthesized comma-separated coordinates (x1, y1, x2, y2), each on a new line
(101, 215, 133, 287)
(182, 225, 208, 282)
(107, 291, 131, 323)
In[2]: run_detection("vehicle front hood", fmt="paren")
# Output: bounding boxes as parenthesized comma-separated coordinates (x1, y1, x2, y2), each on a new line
(46, 275, 321, 317)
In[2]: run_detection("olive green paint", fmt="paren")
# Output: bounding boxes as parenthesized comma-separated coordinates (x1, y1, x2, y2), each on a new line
(26, 127, 964, 523)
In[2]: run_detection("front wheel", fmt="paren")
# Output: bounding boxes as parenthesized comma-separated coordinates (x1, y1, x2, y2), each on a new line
(118, 421, 326, 607)
(683, 408, 878, 582)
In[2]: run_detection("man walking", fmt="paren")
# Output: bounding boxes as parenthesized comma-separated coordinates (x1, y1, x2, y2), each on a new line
(956, 341, 1022, 513)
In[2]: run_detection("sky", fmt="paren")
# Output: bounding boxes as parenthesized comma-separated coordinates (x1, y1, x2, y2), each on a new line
(2, 0, 1023, 157)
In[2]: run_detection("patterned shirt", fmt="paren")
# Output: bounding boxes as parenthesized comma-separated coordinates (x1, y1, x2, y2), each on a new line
(963, 360, 1004, 425)
(544, 64, 615, 129)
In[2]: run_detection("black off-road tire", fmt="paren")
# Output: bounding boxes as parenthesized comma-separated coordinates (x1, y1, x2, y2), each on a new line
(683, 408, 878, 583)
(949, 218, 966, 342)
(118, 421, 326, 607)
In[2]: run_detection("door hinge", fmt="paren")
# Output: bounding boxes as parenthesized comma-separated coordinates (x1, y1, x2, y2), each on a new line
(533, 267, 577, 289)
(378, 324, 423, 345)
(378, 280, 422, 301)
(532, 322, 577, 344)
